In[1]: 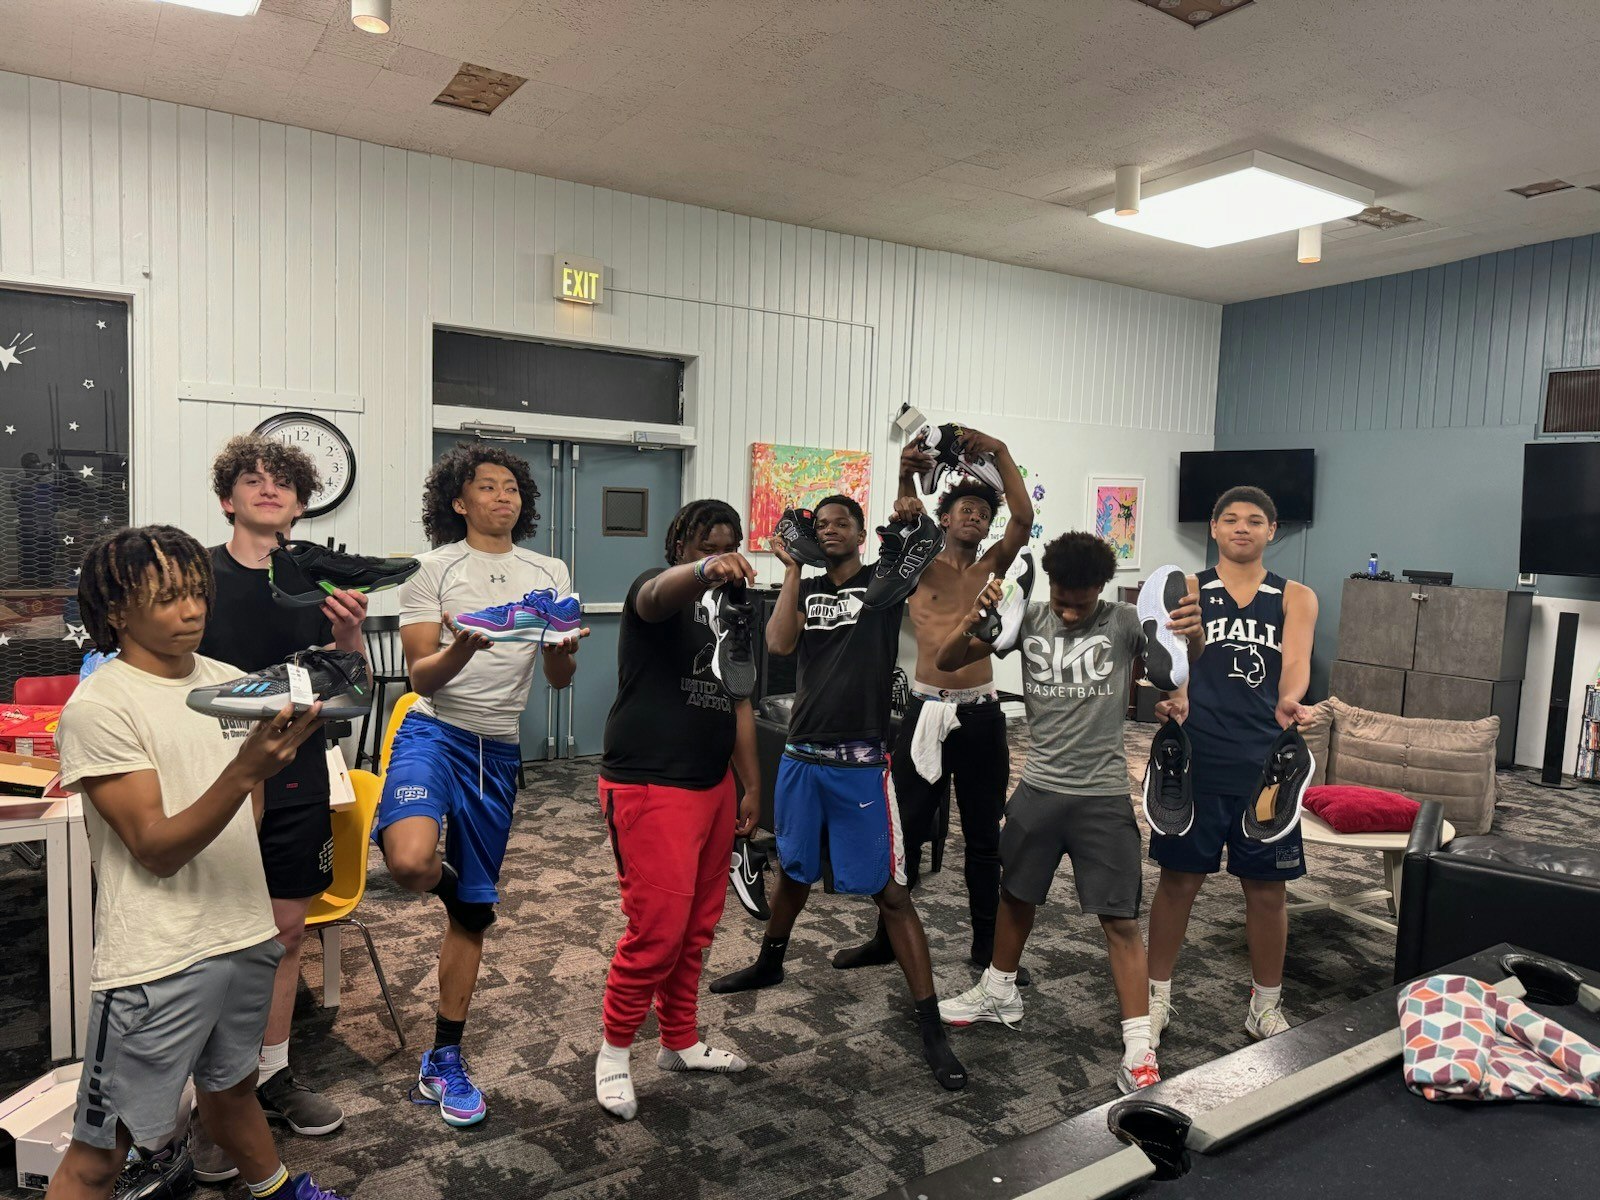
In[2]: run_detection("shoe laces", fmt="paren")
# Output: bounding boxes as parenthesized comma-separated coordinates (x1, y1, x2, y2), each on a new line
(1126, 1056, 1161, 1088)
(292, 1175, 347, 1200)
(288, 647, 367, 696)
(1157, 745, 1185, 805)
(428, 1048, 478, 1101)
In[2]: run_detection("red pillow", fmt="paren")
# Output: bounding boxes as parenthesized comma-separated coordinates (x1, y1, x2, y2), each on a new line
(1303, 785, 1420, 834)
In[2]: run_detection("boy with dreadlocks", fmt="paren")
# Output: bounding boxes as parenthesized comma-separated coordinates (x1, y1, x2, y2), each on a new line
(592, 499, 762, 1120)
(373, 442, 585, 1129)
(51, 526, 346, 1200)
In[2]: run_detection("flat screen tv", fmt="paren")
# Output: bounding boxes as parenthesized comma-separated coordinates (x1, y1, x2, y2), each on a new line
(1178, 449, 1315, 523)
(1520, 441, 1600, 577)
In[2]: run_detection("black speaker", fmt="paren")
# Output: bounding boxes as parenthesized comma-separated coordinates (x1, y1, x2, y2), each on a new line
(1541, 611, 1580, 785)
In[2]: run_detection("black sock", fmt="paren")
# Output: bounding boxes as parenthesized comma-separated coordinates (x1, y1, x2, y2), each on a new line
(832, 919, 896, 969)
(915, 996, 967, 1091)
(709, 936, 788, 994)
(434, 1014, 465, 1051)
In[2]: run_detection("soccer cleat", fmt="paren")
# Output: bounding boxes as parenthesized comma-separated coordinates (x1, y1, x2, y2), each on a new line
(729, 836, 771, 921)
(268, 533, 419, 608)
(938, 978, 1024, 1029)
(1242, 725, 1314, 843)
(257, 1070, 345, 1136)
(774, 506, 829, 567)
(417, 1045, 488, 1127)
(863, 511, 944, 609)
(701, 581, 756, 700)
(186, 647, 371, 720)
(456, 588, 583, 644)
(1142, 720, 1195, 838)
(1117, 1050, 1162, 1094)
(1137, 564, 1190, 692)
(1245, 997, 1291, 1040)
(112, 1137, 195, 1200)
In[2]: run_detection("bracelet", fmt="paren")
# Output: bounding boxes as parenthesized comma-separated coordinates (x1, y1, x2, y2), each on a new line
(694, 556, 716, 585)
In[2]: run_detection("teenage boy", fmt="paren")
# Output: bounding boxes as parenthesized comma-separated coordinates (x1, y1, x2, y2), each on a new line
(374, 443, 585, 1128)
(709, 494, 968, 1092)
(834, 430, 1033, 976)
(50, 525, 346, 1200)
(933, 533, 1203, 1092)
(1146, 486, 1317, 1043)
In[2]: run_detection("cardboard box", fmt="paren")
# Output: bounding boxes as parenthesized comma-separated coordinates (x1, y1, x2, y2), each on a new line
(0, 750, 61, 799)
(0, 1062, 81, 1190)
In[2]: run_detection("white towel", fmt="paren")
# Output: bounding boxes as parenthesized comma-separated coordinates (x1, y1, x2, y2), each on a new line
(911, 700, 962, 783)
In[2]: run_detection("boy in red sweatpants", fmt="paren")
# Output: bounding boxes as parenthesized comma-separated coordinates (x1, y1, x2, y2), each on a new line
(594, 499, 761, 1119)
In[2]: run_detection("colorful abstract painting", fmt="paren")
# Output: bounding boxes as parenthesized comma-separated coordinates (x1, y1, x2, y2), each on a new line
(1089, 476, 1144, 569)
(749, 443, 872, 551)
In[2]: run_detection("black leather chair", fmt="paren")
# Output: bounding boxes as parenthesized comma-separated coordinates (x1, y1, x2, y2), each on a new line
(1395, 800, 1600, 982)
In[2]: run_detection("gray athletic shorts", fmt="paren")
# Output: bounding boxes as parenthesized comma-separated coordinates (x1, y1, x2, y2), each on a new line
(73, 938, 283, 1149)
(999, 782, 1143, 918)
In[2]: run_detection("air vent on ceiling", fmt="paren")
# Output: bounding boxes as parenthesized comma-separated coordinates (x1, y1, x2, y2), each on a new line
(1509, 179, 1573, 198)
(1543, 368, 1600, 434)
(433, 63, 526, 115)
(1351, 205, 1420, 229)
(1132, 0, 1254, 26)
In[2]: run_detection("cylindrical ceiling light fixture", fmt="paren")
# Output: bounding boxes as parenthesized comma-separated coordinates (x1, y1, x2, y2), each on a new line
(1298, 224, 1322, 264)
(352, 0, 391, 34)
(1114, 165, 1141, 217)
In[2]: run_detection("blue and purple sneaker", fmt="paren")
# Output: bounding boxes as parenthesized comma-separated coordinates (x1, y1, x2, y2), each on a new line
(455, 588, 583, 645)
(284, 1174, 351, 1200)
(416, 1045, 488, 1127)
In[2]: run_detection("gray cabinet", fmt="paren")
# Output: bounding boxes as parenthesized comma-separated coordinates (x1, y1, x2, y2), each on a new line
(1333, 579, 1531, 766)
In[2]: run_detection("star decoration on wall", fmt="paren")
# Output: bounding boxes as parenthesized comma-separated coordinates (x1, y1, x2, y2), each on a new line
(63, 536, 75, 546)
(0, 633, 10, 647)
(82, 379, 95, 389)
(3, 426, 13, 435)
(73, 568, 81, 577)
(63, 624, 90, 649)
(0, 332, 35, 372)
(80, 466, 95, 478)
(101, 516, 110, 523)
(96, 320, 107, 329)
(69, 421, 80, 431)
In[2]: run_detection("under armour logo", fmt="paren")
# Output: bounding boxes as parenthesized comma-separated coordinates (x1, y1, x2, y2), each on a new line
(489, 573, 506, 584)
(1208, 595, 1225, 606)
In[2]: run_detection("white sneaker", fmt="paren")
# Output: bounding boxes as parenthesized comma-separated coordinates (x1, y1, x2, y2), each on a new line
(1149, 990, 1174, 1049)
(1245, 1000, 1291, 1040)
(939, 979, 1024, 1029)
(1117, 1050, 1161, 1094)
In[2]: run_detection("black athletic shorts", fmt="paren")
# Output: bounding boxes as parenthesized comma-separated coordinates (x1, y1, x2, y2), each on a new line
(258, 801, 335, 900)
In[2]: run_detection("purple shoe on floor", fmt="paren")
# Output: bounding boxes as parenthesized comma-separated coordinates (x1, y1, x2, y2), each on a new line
(456, 589, 582, 644)
(416, 1045, 488, 1127)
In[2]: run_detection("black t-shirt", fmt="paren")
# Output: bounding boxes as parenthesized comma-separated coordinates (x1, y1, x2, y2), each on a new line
(198, 543, 333, 808)
(600, 568, 737, 789)
(788, 566, 904, 744)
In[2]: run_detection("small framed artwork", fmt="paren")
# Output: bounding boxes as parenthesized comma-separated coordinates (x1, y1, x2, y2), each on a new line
(1088, 476, 1144, 570)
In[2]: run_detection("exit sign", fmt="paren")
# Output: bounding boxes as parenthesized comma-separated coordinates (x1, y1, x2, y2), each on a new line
(555, 253, 604, 305)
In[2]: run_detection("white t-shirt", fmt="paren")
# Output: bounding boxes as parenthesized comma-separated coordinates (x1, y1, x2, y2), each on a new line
(56, 656, 278, 991)
(399, 541, 573, 740)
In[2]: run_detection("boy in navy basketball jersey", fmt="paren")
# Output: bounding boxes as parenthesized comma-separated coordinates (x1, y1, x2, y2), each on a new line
(1146, 486, 1318, 1043)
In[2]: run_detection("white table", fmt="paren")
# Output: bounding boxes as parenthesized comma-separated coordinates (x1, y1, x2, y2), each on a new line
(1286, 811, 1456, 935)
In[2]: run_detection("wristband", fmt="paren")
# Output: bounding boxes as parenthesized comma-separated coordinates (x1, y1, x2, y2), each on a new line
(695, 556, 717, 585)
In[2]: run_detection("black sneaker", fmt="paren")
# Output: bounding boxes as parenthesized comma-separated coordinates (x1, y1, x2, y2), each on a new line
(863, 511, 944, 609)
(909, 423, 1006, 495)
(113, 1136, 195, 1200)
(1242, 725, 1314, 843)
(700, 581, 756, 700)
(1142, 720, 1194, 838)
(729, 836, 771, 920)
(1137, 564, 1190, 692)
(269, 533, 420, 608)
(774, 507, 829, 568)
(186, 647, 371, 720)
(257, 1070, 345, 1137)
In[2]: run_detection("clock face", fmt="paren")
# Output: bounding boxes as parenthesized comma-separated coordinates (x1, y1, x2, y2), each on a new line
(253, 412, 356, 518)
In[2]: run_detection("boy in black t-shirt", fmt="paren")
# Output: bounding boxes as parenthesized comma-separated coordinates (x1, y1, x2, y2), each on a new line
(709, 494, 968, 1092)
(593, 499, 761, 1121)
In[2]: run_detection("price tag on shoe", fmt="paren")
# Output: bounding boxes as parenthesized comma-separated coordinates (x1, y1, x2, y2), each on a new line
(286, 663, 316, 709)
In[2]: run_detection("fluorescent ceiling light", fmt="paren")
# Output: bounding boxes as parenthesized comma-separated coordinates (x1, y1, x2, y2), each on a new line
(153, 1, 263, 14)
(1089, 151, 1372, 249)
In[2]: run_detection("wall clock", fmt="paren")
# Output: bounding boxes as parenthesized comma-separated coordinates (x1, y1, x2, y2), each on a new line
(252, 411, 356, 518)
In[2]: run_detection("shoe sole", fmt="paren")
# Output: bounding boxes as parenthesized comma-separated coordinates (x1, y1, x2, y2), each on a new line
(185, 692, 371, 721)
(261, 1109, 345, 1137)
(941, 1009, 1023, 1028)
(417, 1079, 487, 1127)
(994, 552, 1035, 652)
(1137, 565, 1190, 693)
(192, 1165, 240, 1184)
(1242, 747, 1314, 844)
(1245, 1018, 1287, 1041)
(1116, 1070, 1159, 1094)
(458, 623, 583, 644)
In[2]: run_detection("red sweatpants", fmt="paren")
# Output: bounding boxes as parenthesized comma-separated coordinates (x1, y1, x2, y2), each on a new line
(598, 772, 735, 1051)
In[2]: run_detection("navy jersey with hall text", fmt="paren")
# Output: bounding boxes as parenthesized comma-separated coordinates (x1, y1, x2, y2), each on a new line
(1185, 567, 1288, 794)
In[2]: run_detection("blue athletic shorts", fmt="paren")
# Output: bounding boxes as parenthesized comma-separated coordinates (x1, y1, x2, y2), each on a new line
(775, 750, 906, 896)
(1148, 788, 1306, 881)
(372, 712, 522, 904)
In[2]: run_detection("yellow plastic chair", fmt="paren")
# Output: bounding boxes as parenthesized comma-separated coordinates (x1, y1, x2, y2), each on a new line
(379, 691, 420, 776)
(305, 767, 406, 1047)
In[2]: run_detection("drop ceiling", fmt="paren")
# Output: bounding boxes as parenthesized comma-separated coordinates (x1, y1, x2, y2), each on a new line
(3, 0, 1600, 303)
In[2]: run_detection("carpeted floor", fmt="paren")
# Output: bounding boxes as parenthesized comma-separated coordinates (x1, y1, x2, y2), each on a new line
(3, 723, 1596, 1198)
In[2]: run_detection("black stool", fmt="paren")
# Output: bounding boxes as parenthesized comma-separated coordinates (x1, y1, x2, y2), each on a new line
(356, 615, 410, 771)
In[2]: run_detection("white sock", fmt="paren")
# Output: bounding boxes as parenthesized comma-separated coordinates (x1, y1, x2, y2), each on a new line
(594, 1040, 636, 1120)
(984, 966, 1019, 1002)
(1149, 977, 1172, 1002)
(257, 1039, 289, 1085)
(657, 1040, 748, 1073)
(1251, 981, 1282, 1014)
(1121, 1016, 1153, 1066)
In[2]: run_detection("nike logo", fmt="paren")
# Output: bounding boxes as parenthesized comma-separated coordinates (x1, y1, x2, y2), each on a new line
(858, 801, 874, 808)
(732, 849, 763, 888)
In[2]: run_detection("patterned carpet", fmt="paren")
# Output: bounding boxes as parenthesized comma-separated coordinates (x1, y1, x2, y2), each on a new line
(3, 723, 1596, 1199)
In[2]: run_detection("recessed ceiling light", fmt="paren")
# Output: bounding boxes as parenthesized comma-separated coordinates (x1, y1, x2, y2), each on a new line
(352, 0, 390, 35)
(1508, 179, 1573, 198)
(154, 0, 263, 15)
(1088, 151, 1372, 249)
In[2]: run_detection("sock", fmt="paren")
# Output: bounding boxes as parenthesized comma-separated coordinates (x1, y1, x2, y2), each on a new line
(657, 1040, 748, 1073)
(257, 1039, 289, 1086)
(983, 966, 1019, 1003)
(915, 996, 968, 1091)
(709, 936, 788, 994)
(1121, 1016, 1153, 1066)
(1150, 977, 1172, 1003)
(246, 1165, 289, 1198)
(595, 1039, 636, 1120)
(832, 920, 895, 970)
(1250, 982, 1282, 1014)
(434, 1014, 466, 1051)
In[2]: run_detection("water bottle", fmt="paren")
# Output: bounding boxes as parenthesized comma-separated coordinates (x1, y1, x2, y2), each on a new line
(1367, 552, 1379, 579)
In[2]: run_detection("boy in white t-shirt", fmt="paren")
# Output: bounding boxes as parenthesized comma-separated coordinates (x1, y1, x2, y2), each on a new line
(49, 526, 346, 1200)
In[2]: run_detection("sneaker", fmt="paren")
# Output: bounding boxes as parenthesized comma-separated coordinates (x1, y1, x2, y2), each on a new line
(287, 1175, 350, 1200)
(417, 1045, 487, 1127)
(863, 511, 944, 609)
(1242, 725, 1314, 843)
(188, 1112, 237, 1184)
(1149, 990, 1173, 1049)
(938, 978, 1024, 1029)
(112, 1137, 194, 1200)
(909, 423, 1006, 496)
(1136, 564, 1190, 692)
(1117, 1050, 1162, 1094)
(974, 550, 1036, 650)
(269, 533, 419, 608)
(729, 835, 770, 920)
(700, 581, 756, 700)
(257, 1070, 345, 1136)
(456, 588, 583, 645)
(1142, 720, 1194, 838)
(774, 507, 828, 567)
(186, 647, 371, 720)
(1245, 996, 1291, 1040)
